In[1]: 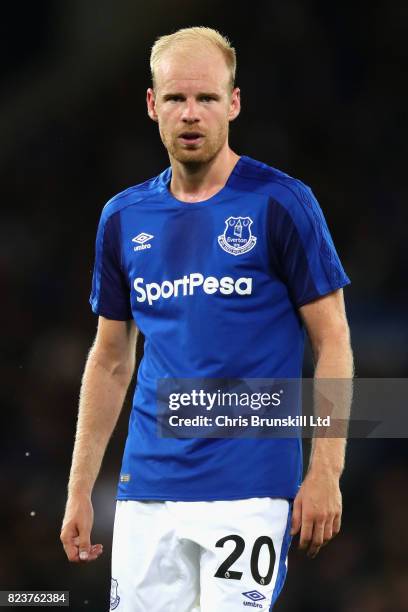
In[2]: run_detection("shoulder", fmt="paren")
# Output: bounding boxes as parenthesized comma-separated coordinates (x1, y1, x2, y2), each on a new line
(236, 156, 320, 217)
(99, 169, 169, 224)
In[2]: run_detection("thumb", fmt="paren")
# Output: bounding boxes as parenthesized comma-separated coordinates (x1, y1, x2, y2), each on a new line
(290, 497, 302, 536)
(79, 530, 91, 560)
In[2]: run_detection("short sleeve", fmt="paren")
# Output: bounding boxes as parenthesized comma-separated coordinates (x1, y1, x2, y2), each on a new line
(89, 209, 133, 320)
(268, 182, 351, 307)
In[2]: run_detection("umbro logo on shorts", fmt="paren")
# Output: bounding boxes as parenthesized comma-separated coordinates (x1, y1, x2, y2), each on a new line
(242, 589, 266, 607)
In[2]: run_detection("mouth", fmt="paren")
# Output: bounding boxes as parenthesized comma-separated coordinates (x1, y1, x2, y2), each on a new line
(178, 132, 204, 146)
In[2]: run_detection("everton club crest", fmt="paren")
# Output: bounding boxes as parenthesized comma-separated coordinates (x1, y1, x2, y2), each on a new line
(218, 216, 257, 256)
(110, 578, 120, 610)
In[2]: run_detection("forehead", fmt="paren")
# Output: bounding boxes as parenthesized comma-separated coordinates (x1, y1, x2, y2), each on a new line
(155, 43, 229, 92)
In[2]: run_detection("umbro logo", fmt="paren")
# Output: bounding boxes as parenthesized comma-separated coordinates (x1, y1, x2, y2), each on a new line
(242, 590, 265, 608)
(132, 232, 154, 251)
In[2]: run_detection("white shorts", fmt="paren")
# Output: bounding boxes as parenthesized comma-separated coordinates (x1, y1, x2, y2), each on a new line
(110, 497, 292, 612)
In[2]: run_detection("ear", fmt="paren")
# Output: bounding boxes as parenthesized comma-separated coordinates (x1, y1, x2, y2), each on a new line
(147, 88, 158, 122)
(228, 87, 241, 122)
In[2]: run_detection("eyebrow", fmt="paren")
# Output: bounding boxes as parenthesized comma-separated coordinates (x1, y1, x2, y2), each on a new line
(162, 92, 221, 101)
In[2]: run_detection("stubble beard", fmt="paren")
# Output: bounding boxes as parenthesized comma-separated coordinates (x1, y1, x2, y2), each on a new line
(160, 124, 228, 168)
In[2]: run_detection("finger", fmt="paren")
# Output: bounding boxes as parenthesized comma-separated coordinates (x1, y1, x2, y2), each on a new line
(309, 544, 322, 559)
(84, 544, 104, 562)
(291, 499, 302, 536)
(322, 517, 334, 547)
(78, 527, 92, 561)
(332, 513, 342, 537)
(299, 516, 313, 550)
(63, 532, 102, 563)
(63, 542, 81, 562)
(307, 519, 325, 558)
(70, 543, 104, 563)
(61, 526, 80, 562)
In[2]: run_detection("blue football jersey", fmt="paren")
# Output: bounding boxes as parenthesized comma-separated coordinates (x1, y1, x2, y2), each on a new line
(90, 155, 350, 501)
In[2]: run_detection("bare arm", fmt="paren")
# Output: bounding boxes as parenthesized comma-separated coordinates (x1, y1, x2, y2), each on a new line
(291, 288, 354, 557)
(303, 287, 354, 475)
(60, 316, 138, 563)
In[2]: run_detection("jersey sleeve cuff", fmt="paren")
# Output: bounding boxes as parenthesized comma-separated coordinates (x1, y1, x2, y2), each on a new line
(89, 297, 133, 321)
(295, 277, 351, 308)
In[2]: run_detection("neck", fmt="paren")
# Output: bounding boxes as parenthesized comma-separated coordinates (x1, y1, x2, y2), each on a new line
(169, 145, 240, 203)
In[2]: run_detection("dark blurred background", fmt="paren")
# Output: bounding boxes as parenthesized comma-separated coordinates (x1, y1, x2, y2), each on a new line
(1, 1, 407, 610)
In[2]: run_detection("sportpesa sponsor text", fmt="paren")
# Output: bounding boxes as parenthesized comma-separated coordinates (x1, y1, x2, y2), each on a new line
(133, 273, 253, 305)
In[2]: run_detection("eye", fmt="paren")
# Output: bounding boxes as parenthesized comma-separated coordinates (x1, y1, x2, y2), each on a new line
(199, 95, 216, 102)
(165, 95, 184, 102)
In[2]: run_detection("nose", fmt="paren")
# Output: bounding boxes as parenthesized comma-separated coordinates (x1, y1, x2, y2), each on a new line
(180, 98, 200, 124)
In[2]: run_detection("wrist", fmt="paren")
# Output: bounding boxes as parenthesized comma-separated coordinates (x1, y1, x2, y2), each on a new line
(307, 460, 343, 479)
(67, 483, 93, 500)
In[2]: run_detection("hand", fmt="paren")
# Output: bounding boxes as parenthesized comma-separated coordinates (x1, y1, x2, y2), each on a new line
(290, 469, 342, 558)
(60, 495, 103, 563)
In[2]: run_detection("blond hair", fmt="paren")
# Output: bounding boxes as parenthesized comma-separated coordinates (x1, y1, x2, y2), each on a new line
(150, 26, 236, 91)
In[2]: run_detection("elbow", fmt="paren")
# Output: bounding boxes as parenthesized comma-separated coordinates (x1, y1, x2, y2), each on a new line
(88, 347, 135, 387)
(313, 322, 353, 363)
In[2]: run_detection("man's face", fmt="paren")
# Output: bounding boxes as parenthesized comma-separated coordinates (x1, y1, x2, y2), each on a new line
(147, 44, 240, 165)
